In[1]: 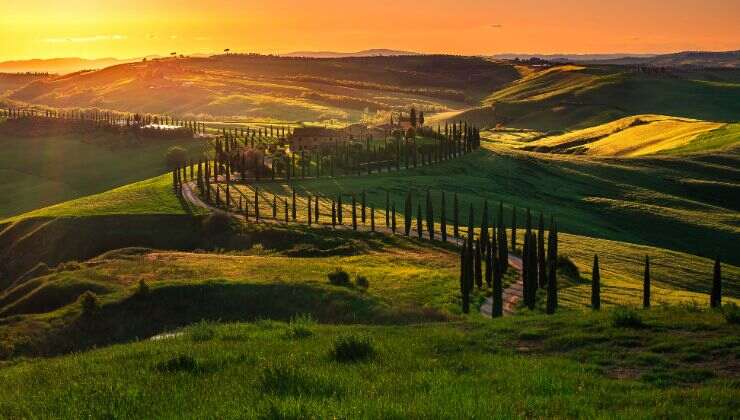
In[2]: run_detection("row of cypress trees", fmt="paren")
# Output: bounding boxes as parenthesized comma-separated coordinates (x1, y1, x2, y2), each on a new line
(590, 254, 725, 310)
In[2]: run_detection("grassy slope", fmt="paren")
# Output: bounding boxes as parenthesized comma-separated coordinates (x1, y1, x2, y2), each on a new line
(227, 144, 740, 266)
(0, 128, 207, 218)
(0, 309, 737, 418)
(455, 65, 740, 131)
(519, 114, 728, 156)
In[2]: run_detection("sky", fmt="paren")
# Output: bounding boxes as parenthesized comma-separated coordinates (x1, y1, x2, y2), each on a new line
(1, 0, 738, 60)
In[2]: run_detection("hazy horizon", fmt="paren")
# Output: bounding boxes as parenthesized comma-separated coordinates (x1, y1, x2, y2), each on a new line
(1, 0, 739, 61)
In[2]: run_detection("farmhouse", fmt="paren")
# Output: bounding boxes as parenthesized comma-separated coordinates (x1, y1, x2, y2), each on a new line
(288, 126, 345, 151)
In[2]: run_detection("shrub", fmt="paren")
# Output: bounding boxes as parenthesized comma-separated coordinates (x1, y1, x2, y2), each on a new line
(327, 268, 351, 287)
(135, 280, 150, 297)
(354, 275, 369, 290)
(156, 355, 201, 373)
(722, 303, 740, 324)
(285, 314, 316, 339)
(165, 146, 187, 169)
(202, 212, 233, 236)
(557, 255, 580, 279)
(188, 320, 216, 342)
(330, 334, 374, 362)
(611, 307, 644, 328)
(79, 291, 99, 318)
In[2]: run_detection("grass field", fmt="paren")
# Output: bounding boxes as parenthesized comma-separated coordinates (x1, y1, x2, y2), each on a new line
(0, 307, 737, 418)
(0, 127, 208, 218)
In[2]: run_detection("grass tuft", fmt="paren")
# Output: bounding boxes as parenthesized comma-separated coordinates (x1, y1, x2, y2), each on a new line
(330, 334, 375, 362)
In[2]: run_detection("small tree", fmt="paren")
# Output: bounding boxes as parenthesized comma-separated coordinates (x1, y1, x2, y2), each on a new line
(165, 146, 187, 170)
(591, 254, 601, 310)
(711, 257, 722, 308)
(643, 255, 651, 309)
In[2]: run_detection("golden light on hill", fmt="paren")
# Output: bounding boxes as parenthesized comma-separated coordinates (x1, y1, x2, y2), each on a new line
(0, 0, 739, 60)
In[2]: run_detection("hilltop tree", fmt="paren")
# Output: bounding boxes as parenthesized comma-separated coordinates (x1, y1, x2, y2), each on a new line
(591, 254, 601, 310)
(643, 255, 651, 309)
(711, 257, 722, 308)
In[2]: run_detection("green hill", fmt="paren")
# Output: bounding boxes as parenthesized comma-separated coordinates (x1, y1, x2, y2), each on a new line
(452, 65, 740, 131)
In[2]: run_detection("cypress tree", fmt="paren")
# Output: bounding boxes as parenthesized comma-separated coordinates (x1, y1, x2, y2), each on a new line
(284, 199, 289, 222)
(475, 239, 483, 289)
(511, 206, 517, 252)
(307, 196, 312, 225)
(391, 203, 397, 233)
(337, 194, 343, 224)
(485, 238, 493, 288)
(351, 195, 357, 231)
(591, 254, 601, 310)
(467, 204, 474, 242)
(460, 244, 469, 313)
(538, 213, 547, 287)
(404, 191, 412, 236)
(417, 203, 423, 239)
(292, 190, 297, 221)
(529, 232, 538, 308)
(361, 190, 366, 224)
(546, 225, 558, 315)
(273, 195, 277, 219)
(453, 193, 459, 238)
(254, 187, 260, 220)
(440, 192, 447, 242)
(523, 231, 530, 308)
(711, 257, 722, 308)
(498, 203, 508, 275)
(643, 255, 651, 309)
(315, 195, 320, 223)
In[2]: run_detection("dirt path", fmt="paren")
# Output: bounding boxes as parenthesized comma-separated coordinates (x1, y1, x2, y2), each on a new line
(181, 181, 524, 316)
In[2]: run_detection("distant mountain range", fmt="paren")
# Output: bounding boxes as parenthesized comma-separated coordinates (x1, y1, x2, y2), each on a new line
(280, 49, 420, 58)
(494, 50, 740, 68)
(0, 57, 137, 74)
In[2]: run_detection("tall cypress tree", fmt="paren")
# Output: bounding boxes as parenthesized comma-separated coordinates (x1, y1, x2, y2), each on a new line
(307, 196, 312, 225)
(284, 199, 289, 222)
(314, 195, 319, 223)
(273, 195, 277, 219)
(361, 190, 366, 224)
(254, 187, 260, 220)
(453, 193, 459, 238)
(711, 257, 722, 308)
(475, 239, 483, 289)
(404, 191, 412, 236)
(485, 238, 493, 288)
(292, 190, 297, 221)
(331, 200, 336, 227)
(460, 244, 470, 314)
(440, 192, 447, 242)
(546, 225, 558, 315)
(385, 190, 390, 228)
(591, 254, 601, 310)
(538, 213, 547, 287)
(498, 203, 508, 275)
(391, 203, 397, 233)
(351, 195, 357, 231)
(337, 194, 343, 224)
(371, 206, 375, 232)
(467, 204, 474, 242)
(492, 241, 503, 318)
(643, 255, 651, 309)
(529, 232, 538, 308)
(523, 231, 531, 308)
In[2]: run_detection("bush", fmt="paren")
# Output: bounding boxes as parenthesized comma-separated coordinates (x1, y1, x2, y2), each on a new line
(611, 307, 644, 328)
(202, 212, 233, 236)
(79, 291, 99, 318)
(135, 280, 150, 297)
(188, 320, 216, 342)
(165, 146, 187, 169)
(156, 355, 202, 373)
(354, 275, 369, 289)
(330, 334, 374, 362)
(327, 268, 351, 287)
(285, 314, 316, 339)
(557, 255, 580, 279)
(722, 303, 740, 324)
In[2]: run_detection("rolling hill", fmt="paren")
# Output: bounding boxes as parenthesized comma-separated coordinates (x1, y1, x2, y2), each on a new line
(518, 115, 734, 156)
(451, 64, 740, 131)
(6, 55, 522, 123)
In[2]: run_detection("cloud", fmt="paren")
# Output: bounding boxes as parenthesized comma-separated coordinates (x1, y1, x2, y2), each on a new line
(43, 34, 127, 44)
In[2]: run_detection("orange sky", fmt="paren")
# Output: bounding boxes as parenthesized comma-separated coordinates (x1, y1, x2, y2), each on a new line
(1, 0, 738, 60)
